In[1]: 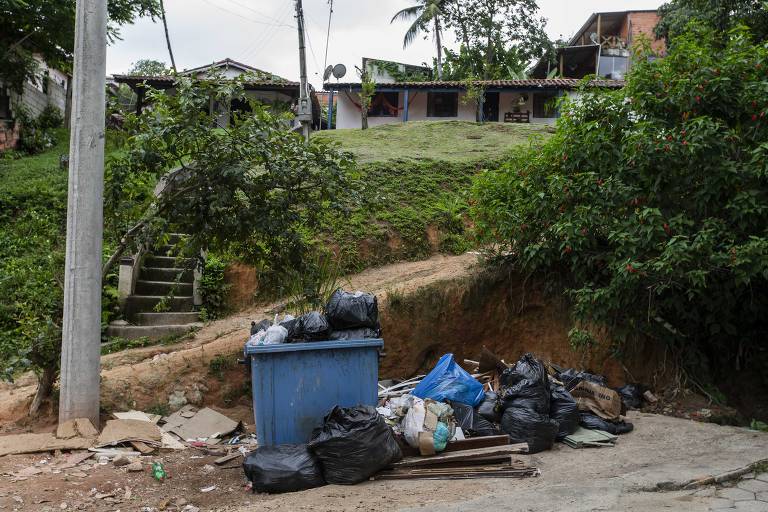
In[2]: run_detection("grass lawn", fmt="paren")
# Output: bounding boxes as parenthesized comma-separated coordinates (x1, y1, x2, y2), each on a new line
(315, 120, 551, 164)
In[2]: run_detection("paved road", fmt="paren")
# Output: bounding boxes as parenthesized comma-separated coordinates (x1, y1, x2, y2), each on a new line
(234, 412, 768, 512)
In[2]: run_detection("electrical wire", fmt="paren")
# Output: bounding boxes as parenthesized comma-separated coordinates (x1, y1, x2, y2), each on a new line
(237, 1, 295, 66)
(323, 0, 333, 74)
(217, 0, 286, 25)
(198, 0, 294, 28)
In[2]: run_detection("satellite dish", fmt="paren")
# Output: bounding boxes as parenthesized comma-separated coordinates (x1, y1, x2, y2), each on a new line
(589, 32, 599, 45)
(323, 65, 333, 82)
(332, 63, 347, 80)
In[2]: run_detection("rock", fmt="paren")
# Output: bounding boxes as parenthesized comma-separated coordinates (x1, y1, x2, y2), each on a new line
(168, 390, 188, 411)
(126, 462, 144, 472)
(112, 455, 132, 467)
(59, 503, 67, 510)
(186, 386, 203, 406)
(175, 497, 188, 507)
(201, 464, 215, 473)
(182, 506, 200, 512)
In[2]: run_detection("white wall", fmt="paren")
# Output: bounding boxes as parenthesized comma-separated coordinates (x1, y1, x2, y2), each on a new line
(334, 89, 566, 129)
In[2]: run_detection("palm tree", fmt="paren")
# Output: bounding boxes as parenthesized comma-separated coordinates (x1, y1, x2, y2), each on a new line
(391, 0, 445, 80)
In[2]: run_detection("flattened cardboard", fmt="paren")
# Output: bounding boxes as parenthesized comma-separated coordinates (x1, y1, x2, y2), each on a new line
(162, 407, 239, 443)
(96, 419, 162, 448)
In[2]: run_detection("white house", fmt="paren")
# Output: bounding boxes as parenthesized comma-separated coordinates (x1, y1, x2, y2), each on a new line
(112, 58, 303, 127)
(324, 78, 624, 130)
(0, 54, 69, 151)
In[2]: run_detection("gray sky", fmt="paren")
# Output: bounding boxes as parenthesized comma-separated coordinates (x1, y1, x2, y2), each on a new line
(107, 0, 662, 87)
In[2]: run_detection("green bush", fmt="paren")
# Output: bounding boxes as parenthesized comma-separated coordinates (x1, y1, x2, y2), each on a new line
(199, 255, 230, 321)
(16, 105, 63, 155)
(472, 25, 768, 378)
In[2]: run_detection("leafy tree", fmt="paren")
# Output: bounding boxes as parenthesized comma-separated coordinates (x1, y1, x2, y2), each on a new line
(391, 0, 447, 79)
(357, 69, 376, 130)
(127, 59, 169, 76)
(442, 0, 549, 79)
(1, 0, 159, 94)
(103, 74, 354, 281)
(656, 0, 768, 43)
(472, 25, 768, 386)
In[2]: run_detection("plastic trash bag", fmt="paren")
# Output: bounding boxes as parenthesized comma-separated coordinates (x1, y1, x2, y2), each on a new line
(615, 384, 643, 410)
(242, 444, 325, 493)
(558, 368, 607, 389)
(500, 406, 558, 454)
(328, 327, 380, 341)
(263, 324, 288, 345)
(292, 312, 330, 341)
(324, 289, 379, 329)
(247, 330, 266, 346)
(500, 354, 550, 414)
(251, 319, 271, 335)
(403, 397, 427, 448)
(477, 391, 502, 423)
(451, 402, 500, 438)
(549, 385, 579, 441)
(413, 354, 485, 407)
(579, 413, 634, 435)
(309, 405, 402, 485)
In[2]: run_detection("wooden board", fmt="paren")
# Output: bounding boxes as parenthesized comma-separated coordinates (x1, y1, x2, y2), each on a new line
(393, 444, 528, 469)
(444, 435, 510, 453)
(374, 464, 539, 480)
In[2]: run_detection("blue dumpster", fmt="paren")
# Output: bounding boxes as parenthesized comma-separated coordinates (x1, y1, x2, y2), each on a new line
(245, 339, 383, 446)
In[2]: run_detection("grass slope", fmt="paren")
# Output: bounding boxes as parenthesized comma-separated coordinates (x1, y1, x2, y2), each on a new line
(316, 120, 550, 164)
(318, 121, 550, 271)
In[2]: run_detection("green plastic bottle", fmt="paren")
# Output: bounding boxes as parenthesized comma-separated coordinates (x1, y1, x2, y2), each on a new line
(152, 462, 167, 481)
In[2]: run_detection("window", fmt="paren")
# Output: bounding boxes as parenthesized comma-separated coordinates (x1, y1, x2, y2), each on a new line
(0, 90, 10, 119)
(368, 92, 399, 117)
(427, 92, 458, 117)
(533, 93, 558, 118)
(598, 56, 628, 80)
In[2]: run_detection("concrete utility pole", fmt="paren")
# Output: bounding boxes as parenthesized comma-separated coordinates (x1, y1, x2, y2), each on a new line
(59, 0, 107, 427)
(295, 0, 312, 142)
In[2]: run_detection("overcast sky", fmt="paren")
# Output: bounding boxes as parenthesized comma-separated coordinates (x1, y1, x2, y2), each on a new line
(107, 0, 662, 87)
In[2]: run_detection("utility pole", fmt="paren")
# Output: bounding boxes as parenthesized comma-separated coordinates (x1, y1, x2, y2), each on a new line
(59, 0, 107, 427)
(160, 0, 177, 73)
(295, 0, 312, 142)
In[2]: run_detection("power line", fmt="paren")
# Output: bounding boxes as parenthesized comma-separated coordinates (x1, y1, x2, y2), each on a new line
(323, 0, 334, 73)
(198, 0, 294, 28)
(238, 1, 294, 66)
(218, 0, 286, 26)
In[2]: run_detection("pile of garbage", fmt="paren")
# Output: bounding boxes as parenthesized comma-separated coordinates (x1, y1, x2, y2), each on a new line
(241, 349, 653, 494)
(247, 289, 381, 346)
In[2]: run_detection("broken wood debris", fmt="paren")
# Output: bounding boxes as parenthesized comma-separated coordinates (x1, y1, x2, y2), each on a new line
(392, 444, 528, 469)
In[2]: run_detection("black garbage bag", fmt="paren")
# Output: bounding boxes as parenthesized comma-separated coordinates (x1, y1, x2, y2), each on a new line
(500, 406, 558, 454)
(324, 289, 379, 330)
(292, 312, 331, 341)
(615, 384, 644, 410)
(280, 317, 298, 339)
(549, 385, 579, 441)
(558, 368, 607, 390)
(309, 405, 402, 485)
(500, 354, 551, 414)
(242, 444, 325, 493)
(579, 413, 634, 435)
(477, 391, 502, 423)
(251, 319, 272, 335)
(328, 327, 381, 341)
(450, 402, 501, 437)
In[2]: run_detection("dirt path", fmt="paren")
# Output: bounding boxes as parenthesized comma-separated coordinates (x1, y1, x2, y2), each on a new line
(0, 253, 479, 425)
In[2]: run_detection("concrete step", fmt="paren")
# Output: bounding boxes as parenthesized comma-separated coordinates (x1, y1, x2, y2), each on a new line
(143, 255, 196, 269)
(134, 280, 193, 296)
(152, 244, 182, 256)
(140, 267, 194, 283)
(124, 295, 195, 319)
(135, 312, 200, 326)
(105, 323, 202, 341)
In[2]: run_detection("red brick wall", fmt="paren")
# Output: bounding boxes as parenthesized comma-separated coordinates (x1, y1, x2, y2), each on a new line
(0, 122, 19, 152)
(628, 12, 666, 54)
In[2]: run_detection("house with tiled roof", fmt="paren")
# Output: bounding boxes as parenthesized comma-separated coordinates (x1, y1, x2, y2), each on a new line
(112, 58, 302, 127)
(325, 10, 664, 130)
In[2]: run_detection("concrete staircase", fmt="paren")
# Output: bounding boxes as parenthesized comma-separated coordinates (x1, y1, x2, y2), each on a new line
(107, 237, 203, 341)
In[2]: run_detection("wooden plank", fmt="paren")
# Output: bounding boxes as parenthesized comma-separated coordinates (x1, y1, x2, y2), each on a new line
(214, 452, 242, 465)
(393, 444, 527, 469)
(444, 435, 510, 453)
(130, 441, 155, 454)
(374, 464, 539, 480)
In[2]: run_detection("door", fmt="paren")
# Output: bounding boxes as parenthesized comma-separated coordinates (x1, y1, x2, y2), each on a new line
(483, 92, 500, 122)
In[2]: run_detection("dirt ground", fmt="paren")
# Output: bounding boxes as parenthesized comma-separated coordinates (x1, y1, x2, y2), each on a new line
(0, 412, 766, 512)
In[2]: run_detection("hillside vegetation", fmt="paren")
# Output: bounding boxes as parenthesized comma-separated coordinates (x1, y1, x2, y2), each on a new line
(317, 121, 550, 271)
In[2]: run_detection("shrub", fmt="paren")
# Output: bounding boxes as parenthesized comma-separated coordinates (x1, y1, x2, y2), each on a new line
(472, 25, 768, 379)
(199, 255, 230, 321)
